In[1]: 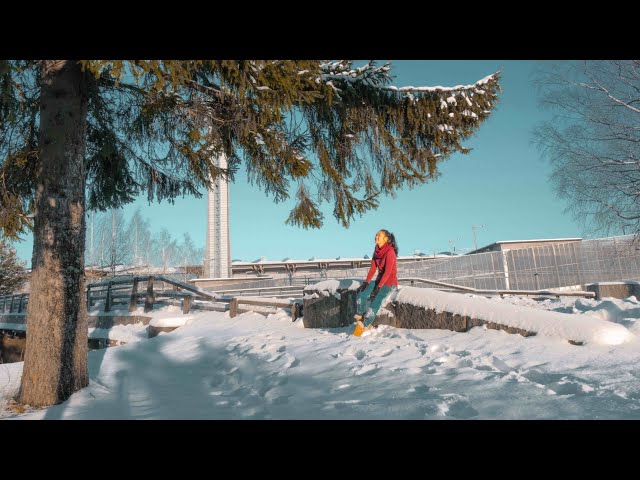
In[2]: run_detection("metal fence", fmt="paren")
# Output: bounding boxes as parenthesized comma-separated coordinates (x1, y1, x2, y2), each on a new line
(186, 235, 640, 295)
(282, 235, 640, 291)
(393, 235, 640, 290)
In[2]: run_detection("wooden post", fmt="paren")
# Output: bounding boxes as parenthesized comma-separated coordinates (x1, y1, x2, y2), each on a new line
(182, 295, 192, 314)
(291, 302, 303, 322)
(105, 281, 113, 312)
(144, 276, 155, 313)
(229, 298, 238, 318)
(9, 295, 15, 313)
(129, 277, 139, 312)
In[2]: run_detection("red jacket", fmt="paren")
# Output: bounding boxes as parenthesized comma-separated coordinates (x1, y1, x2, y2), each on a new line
(365, 243, 398, 288)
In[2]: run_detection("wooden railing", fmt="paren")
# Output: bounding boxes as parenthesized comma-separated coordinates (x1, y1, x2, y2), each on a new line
(228, 296, 303, 322)
(0, 293, 29, 314)
(1, 275, 220, 316)
(215, 284, 304, 298)
(3, 273, 594, 321)
(86, 275, 218, 313)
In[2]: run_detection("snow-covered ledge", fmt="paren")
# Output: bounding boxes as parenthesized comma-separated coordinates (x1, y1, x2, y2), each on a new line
(303, 282, 633, 346)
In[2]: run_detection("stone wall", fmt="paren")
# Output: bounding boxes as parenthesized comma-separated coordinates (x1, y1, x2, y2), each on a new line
(585, 282, 640, 300)
(302, 289, 358, 328)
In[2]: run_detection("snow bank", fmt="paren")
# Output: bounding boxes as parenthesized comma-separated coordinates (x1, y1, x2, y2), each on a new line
(148, 306, 212, 328)
(4, 292, 640, 420)
(395, 287, 634, 346)
(88, 323, 149, 343)
(304, 279, 361, 294)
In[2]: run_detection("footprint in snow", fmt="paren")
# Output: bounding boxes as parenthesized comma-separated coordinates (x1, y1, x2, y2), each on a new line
(437, 394, 479, 419)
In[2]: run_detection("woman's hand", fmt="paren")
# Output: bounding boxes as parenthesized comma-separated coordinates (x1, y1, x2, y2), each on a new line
(356, 281, 369, 294)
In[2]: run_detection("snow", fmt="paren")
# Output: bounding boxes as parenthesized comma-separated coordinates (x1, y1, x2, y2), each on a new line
(437, 124, 454, 133)
(147, 305, 209, 328)
(394, 74, 497, 92)
(3, 293, 640, 420)
(304, 279, 361, 294)
(88, 323, 149, 343)
(396, 287, 633, 346)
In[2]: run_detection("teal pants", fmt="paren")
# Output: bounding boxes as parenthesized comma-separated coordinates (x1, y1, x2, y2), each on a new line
(356, 282, 395, 327)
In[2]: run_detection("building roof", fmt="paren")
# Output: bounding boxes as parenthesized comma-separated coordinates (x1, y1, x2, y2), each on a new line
(493, 237, 582, 245)
(231, 254, 448, 267)
(466, 237, 583, 255)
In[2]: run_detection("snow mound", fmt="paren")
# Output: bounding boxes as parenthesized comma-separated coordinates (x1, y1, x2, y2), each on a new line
(396, 287, 634, 346)
(304, 279, 361, 294)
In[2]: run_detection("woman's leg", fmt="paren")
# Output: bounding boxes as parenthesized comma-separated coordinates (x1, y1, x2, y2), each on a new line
(356, 281, 376, 316)
(363, 285, 394, 327)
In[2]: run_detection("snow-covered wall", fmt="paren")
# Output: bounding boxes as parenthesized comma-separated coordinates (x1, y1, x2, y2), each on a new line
(396, 287, 633, 346)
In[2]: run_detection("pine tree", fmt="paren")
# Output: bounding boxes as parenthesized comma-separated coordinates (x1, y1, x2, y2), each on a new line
(0, 60, 501, 406)
(0, 240, 28, 295)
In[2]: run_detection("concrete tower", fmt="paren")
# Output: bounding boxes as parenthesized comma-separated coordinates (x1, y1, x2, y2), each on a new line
(204, 153, 232, 278)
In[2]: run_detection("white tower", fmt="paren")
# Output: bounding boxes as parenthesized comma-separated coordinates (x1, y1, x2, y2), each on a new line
(204, 153, 232, 278)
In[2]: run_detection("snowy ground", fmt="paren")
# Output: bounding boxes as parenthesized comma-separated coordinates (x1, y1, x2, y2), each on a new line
(2, 293, 640, 419)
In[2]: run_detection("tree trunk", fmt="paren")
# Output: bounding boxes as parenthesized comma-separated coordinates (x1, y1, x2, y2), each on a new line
(19, 60, 89, 407)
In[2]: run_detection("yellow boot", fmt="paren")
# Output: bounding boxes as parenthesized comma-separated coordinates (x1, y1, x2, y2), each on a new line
(353, 320, 365, 336)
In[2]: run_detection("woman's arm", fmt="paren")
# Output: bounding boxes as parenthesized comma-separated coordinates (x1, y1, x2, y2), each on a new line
(365, 259, 377, 283)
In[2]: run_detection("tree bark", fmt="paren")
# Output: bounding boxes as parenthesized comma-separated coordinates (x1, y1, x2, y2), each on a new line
(19, 60, 89, 407)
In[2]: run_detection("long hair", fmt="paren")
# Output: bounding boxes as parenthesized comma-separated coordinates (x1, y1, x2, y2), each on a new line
(381, 229, 398, 256)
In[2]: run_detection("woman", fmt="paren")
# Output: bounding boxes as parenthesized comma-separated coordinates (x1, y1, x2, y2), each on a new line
(353, 229, 398, 336)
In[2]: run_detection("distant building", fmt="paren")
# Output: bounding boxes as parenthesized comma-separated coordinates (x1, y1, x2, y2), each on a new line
(467, 237, 582, 255)
(204, 153, 232, 279)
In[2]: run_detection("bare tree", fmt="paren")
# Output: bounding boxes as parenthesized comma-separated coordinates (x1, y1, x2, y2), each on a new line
(154, 228, 177, 274)
(126, 208, 151, 268)
(142, 231, 153, 275)
(95, 212, 109, 269)
(92, 208, 130, 275)
(533, 60, 640, 236)
(87, 210, 95, 268)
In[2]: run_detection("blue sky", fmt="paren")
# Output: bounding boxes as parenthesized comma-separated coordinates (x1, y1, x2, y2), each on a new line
(12, 60, 605, 267)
